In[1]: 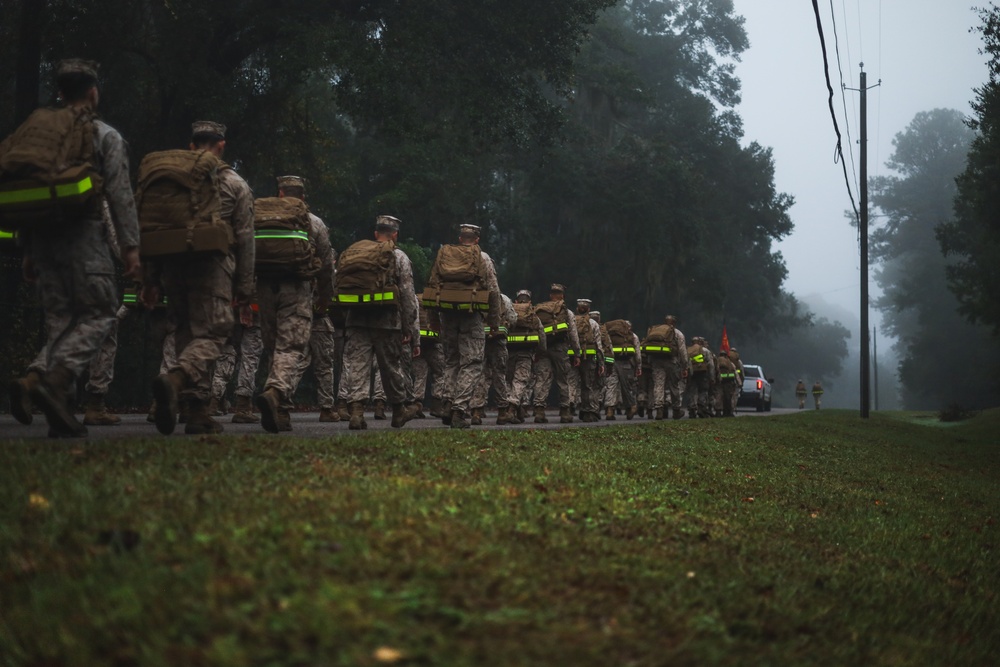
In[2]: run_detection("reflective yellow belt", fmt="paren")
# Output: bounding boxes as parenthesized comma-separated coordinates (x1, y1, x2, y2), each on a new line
(254, 230, 309, 242)
(0, 176, 94, 205)
(334, 291, 396, 304)
(641, 345, 673, 353)
(543, 322, 569, 334)
(507, 334, 540, 344)
(613, 346, 635, 354)
(420, 329, 439, 338)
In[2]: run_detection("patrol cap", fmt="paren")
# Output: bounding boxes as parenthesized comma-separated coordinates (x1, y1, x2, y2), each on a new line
(375, 215, 400, 232)
(191, 120, 227, 141)
(516, 289, 532, 298)
(590, 310, 600, 317)
(577, 298, 592, 306)
(458, 223, 481, 236)
(56, 59, 99, 82)
(277, 175, 306, 190)
(550, 283, 566, 293)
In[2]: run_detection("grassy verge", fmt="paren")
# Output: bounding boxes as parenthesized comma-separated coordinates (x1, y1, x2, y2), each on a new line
(1, 410, 997, 666)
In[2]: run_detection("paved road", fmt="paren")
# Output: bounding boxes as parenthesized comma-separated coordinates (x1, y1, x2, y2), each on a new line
(0, 406, 796, 440)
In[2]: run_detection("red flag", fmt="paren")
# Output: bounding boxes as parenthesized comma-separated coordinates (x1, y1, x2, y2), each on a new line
(720, 325, 730, 353)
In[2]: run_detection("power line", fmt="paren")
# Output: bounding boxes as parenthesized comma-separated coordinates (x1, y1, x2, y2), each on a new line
(811, 0, 861, 224)
(829, 0, 860, 208)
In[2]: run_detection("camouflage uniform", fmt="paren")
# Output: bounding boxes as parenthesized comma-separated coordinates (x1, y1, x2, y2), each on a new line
(147, 122, 256, 436)
(572, 302, 606, 421)
(684, 337, 715, 417)
(649, 325, 689, 419)
(257, 208, 334, 430)
(299, 313, 336, 409)
(437, 240, 502, 423)
(14, 74, 141, 436)
(506, 291, 546, 418)
(340, 234, 419, 416)
(413, 307, 446, 411)
(532, 290, 581, 421)
(607, 329, 641, 418)
(472, 293, 516, 419)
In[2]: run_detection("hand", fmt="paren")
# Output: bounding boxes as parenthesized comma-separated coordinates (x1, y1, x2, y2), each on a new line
(683, 369, 689, 379)
(636, 368, 642, 378)
(572, 357, 581, 368)
(140, 283, 161, 310)
(121, 246, 141, 280)
(598, 363, 606, 377)
(21, 256, 36, 283)
(238, 305, 253, 327)
(412, 345, 421, 358)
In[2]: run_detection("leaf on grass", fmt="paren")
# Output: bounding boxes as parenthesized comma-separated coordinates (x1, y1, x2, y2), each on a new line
(28, 493, 50, 510)
(373, 646, 404, 663)
(742, 497, 755, 503)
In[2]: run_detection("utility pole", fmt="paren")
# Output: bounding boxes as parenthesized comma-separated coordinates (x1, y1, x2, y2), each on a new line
(847, 64, 879, 419)
(859, 65, 870, 418)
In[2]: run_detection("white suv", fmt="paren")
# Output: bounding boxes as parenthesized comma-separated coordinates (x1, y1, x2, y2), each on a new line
(738, 364, 773, 412)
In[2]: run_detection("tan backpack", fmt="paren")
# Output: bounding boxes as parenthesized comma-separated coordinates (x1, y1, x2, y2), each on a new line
(576, 313, 596, 350)
(717, 355, 737, 382)
(511, 302, 537, 331)
(641, 324, 677, 355)
(423, 243, 492, 310)
(535, 300, 570, 338)
(333, 239, 398, 306)
(136, 149, 233, 257)
(604, 319, 631, 347)
(253, 196, 317, 278)
(0, 106, 103, 230)
(688, 343, 708, 371)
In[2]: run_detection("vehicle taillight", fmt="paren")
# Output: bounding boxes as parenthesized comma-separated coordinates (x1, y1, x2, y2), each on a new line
(756, 380, 763, 390)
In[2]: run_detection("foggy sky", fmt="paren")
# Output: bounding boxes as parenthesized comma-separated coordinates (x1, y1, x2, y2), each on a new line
(732, 1, 985, 339)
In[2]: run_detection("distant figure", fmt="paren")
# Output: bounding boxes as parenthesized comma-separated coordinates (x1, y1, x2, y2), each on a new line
(811, 381, 824, 410)
(795, 379, 807, 409)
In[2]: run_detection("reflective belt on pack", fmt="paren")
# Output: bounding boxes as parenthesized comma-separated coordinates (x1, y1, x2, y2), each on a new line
(605, 356, 615, 364)
(484, 325, 509, 335)
(720, 372, 735, 379)
(692, 353, 705, 363)
(613, 346, 635, 355)
(543, 322, 569, 335)
(0, 176, 94, 205)
(0, 230, 16, 241)
(122, 292, 138, 305)
(254, 230, 309, 242)
(507, 334, 540, 344)
(334, 291, 396, 304)
(567, 348, 598, 356)
(420, 329, 439, 338)
(641, 345, 673, 353)
(427, 301, 490, 311)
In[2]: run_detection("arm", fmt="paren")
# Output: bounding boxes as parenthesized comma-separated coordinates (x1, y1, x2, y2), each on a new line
(310, 214, 335, 306)
(97, 125, 140, 279)
(396, 250, 420, 348)
(219, 170, 256, 303)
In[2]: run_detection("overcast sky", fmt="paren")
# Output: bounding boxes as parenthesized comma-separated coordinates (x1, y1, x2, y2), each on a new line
(732, 0, 986, 338)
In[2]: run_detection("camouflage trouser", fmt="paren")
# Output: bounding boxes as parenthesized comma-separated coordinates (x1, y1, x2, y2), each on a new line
(813, 394, 822, 410)
(439, 311, 486, 414)
(575, 357, 601, 414)
(233, 325, 263, 397)
(719, 382, 737, 415)
(506, 348, 535, 407)
(28, 217, 118, 384)
(340, 327, 411, 404)
(158, 330, 177, 375)
(258, 278, 312, 407)
(161, 255, 235, 401)
(297, 316, 336, 408)
(412, 340, 446, 404)
(533, 340, 573, 408)
(85, 307, 127, 394)
(797, 393, 807, 409)
(609, 356, 638, 409)
(650, 356, 684, 411)
(684, 371, 711, 414)
(212, 342, 236, 401)
(636, 364, 652, 410)
(472, 338, 510, 409)
(371, 358, 386, 402)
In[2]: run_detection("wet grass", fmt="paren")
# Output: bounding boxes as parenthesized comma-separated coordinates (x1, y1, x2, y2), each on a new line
(1, 410, 997, 666)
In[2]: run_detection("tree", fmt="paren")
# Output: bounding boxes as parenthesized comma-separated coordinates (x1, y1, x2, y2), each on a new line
(868, 108, 1000, 409)
(940, 3, 1000, 333)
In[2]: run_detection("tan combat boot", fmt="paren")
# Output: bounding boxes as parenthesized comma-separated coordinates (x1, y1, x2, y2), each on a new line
(605, 406, 616, 421)
(152, 369, 186, 435)
(348, 401, 367, 430)
(495, 406, 516, 425)
(83, 392, 121, 426)
(255, 387, 282, 434)
(534, 405, 548, 424)
(31, 366, 88, 437)
(626, 405, 637, 420)
(231, 394, 260, 423)
(8, 370, 41, 425)
(654, 407, 665, 420)
(559, 406, 573, 424)
(673, 409, 684, 420)
(450, 408, 470, 429)
(470, 407, 483, 426)
(373, 399, 387, 420)
(319, 406, 339, 422)
(336, 398, 350, 421)
(208, 396, 222, 416)
(185, 399, 224, 435)
(390, 402, 419, 428)
(276, 406, 293, 431)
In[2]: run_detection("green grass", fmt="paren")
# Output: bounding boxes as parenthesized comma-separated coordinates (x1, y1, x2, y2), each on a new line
(1, 410, 997, 666)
